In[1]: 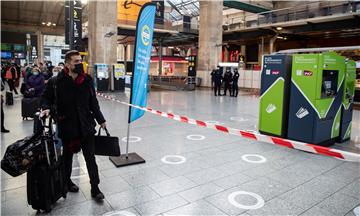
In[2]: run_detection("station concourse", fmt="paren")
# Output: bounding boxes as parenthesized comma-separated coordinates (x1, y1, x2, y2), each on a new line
(1, 1, 360, 215)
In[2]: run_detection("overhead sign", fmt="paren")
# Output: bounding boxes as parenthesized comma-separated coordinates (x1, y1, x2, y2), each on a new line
(129, 3, 156, 123)
(117, 0, 150, 23)
(65, 0, 82, 49)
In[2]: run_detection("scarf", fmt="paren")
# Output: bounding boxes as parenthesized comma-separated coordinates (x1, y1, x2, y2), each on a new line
(63, 67, 86, 153)
(64, 67, 85, 86)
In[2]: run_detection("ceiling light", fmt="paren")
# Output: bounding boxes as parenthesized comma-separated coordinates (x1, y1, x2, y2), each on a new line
(52, 23, 56, 26)
(277, 36, 284, 39)
(42, 22, 46, 25)
(47, 22, 52, 25)
(276, 27, 283, 31)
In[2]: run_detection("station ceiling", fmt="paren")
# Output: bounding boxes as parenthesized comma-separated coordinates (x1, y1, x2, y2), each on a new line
(1, 1, 65, 28)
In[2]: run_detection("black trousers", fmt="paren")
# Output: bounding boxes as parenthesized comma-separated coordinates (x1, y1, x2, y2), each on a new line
(224, 83, 231, 95)
(1, 101, 5, 129)
(63, 135, 100, 186)
(7, 79, 18, 94)
(214, 83, 221, 96)
(231, 84, 238, 97)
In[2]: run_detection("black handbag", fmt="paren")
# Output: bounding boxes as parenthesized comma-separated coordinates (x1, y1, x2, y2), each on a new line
(94, 127, 120, 156)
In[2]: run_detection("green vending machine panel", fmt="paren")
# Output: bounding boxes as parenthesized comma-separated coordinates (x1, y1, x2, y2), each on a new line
(259, 55, 292, 137)
(338, 60, 356, 142)
(287, 52, 345, 146)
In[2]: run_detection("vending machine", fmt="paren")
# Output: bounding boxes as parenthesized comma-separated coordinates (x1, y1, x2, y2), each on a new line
(94, 63, 109, 91)
(112, 64, 125, 91)
(259, 54, 292, 137)
(287, 52, 345, 146)
(338, 60, 356, 142)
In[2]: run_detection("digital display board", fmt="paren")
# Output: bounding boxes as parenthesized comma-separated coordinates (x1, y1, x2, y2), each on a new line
(1, 52, 12, 59)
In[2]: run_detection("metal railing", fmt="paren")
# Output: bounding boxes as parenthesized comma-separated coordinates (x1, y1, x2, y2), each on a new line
(225, 1, 360, 31)
(149, 75, 198, 90)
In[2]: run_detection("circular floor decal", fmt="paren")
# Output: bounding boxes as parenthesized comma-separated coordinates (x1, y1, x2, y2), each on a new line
(230, 116, 249, 122)
(228, 191, 265, 210)
(122, 136, 142, 143)
(353, 206, 360, 216)
(186, 134, 206, 141)
(241, 154, 267, 164)
(161, 155, 186, 165)
(205, 120, 224, 125)
(103, 210, 137, 216)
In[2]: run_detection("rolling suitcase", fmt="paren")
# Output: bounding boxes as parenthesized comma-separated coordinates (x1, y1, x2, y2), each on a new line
(5, 91, 13, 105)
(21, 97, 40, 120)
(27, 117, 67, 212)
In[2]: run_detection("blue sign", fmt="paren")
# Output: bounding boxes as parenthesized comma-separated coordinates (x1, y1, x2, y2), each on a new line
(129, 3, 156, 123)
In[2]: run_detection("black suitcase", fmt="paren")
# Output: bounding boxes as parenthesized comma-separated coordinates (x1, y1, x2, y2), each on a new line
(27, 117, 67, 212)
(5, 91, 13, 105)
(21, 97, 40, 120)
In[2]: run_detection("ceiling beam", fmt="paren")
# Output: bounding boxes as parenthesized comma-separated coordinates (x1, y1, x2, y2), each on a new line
(17, 1, 20, 25)
(37, 1, 45, 25)
(2, 23, 64, 35)
(56, 4, 65, 26)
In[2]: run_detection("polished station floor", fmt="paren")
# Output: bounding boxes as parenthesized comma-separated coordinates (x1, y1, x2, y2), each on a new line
(1, 89, 360, 216)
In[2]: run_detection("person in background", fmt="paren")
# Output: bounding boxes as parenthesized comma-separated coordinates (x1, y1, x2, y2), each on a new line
(40, 50, 107, 201)
(210, 69, 216, 90)
(231, 68, 240, 97)
(5, 62, 19, 94)
(223, 68, 233, 96)
(1, 80, 9, 133)
(44, 61, 54, 81)
(26, 66, 45, 98)
(214, 66, 223, 96)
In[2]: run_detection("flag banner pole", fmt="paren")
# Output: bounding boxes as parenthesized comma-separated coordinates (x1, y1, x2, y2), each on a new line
(110, 2, 156, 167)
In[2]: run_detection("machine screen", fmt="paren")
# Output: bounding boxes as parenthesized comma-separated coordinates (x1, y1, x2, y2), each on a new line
(321, 70, 338, 98)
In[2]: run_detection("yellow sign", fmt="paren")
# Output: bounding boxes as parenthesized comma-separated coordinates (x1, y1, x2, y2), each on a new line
(118, 0, 150, 23)
(114, 64, 125, 79)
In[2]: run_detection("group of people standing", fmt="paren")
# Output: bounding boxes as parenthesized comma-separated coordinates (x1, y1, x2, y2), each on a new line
(211, 66, 240, 97)
(0, 61, 58, 132)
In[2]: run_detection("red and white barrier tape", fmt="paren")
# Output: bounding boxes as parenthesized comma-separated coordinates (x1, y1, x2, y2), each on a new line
(97, 92, 360, 163)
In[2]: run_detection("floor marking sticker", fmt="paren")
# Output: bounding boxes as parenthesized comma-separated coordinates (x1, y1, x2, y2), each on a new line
(161, 155, 187, 165)
(122, 136, 142, 143)
(186, 134, 206, 141)
(228, 191, 265, 210)
(241, 154, 267, 164)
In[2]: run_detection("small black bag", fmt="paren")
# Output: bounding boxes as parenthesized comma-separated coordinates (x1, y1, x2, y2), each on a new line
(94, 127, 120, 156)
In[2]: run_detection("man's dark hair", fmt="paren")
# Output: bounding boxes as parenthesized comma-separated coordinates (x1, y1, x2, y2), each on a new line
(65, 50, 80, 63)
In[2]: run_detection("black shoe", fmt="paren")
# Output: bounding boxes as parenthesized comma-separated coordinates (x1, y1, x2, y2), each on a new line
(68, 181, 79, 192)
(1, 128, 9, 133)
(91, 185, 104, 201)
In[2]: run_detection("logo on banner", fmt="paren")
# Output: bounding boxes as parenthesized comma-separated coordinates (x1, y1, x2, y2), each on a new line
(296, 107, 309, 119)
(141, 25, 151, 46)
(266, 104, 276, 114)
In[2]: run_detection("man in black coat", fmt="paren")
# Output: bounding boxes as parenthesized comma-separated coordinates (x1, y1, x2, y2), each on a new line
(41, 50, 106, 201)
(223, 68, 232, 96)
(231, 68, 240, 97)
(213, 66, 223, 96)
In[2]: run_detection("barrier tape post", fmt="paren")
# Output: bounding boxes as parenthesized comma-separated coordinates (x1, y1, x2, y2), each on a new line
(96, 93, 360, 163)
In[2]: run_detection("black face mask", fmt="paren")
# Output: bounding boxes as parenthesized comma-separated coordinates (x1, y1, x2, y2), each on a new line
(73, 63, 84, 74)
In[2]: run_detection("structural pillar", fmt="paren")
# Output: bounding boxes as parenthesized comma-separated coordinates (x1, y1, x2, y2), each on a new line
(88, 1, 118, 80)
(197, 0, 223, 87)
(158, 39, 163, 76)
(36, 31, 44, 64)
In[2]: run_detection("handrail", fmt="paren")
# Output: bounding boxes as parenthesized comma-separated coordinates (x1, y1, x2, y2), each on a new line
(276, 46, 360, 54)
(224, 1, 359, 30)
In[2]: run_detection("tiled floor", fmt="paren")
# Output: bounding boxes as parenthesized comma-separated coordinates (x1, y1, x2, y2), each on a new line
(1, 89, 360, 216)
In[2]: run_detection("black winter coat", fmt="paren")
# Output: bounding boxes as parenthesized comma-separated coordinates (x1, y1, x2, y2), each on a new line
(41, 71, 105, 140)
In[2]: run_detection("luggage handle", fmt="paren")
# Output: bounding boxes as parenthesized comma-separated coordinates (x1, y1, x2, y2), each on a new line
(40, 115, 59, 165)
(97, 127, 110, 137)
